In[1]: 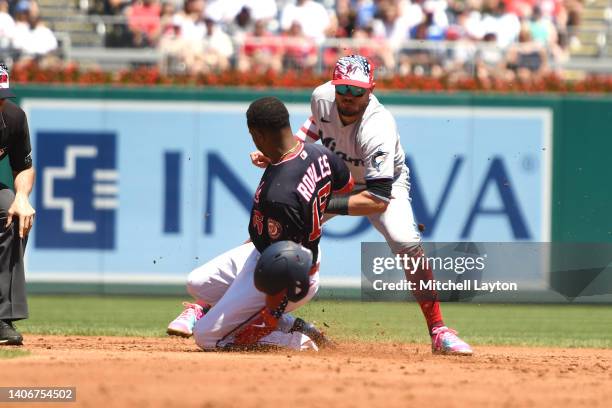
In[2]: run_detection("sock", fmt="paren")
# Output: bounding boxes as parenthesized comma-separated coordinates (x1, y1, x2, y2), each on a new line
(403, 247, 444, 335)
(195, 300, 212, 314)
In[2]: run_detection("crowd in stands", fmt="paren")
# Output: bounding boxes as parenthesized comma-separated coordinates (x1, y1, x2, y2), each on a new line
(90, 0, 583, 80)
(0, 0, 58, 65)
(1, 0, 585, 80)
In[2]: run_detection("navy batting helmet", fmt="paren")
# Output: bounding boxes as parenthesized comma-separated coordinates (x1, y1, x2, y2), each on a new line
(254, 241, 313, 303)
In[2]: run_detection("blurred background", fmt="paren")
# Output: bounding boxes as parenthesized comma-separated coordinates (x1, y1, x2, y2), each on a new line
(0, 0, 611, 82)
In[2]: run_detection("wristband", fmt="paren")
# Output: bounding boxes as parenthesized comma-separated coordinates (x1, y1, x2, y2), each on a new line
(326, 195, 350, 215)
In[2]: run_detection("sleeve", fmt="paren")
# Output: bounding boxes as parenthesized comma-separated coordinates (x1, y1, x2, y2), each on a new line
(8, 110, 33, 172)
(295, 91, 321, 143)
(360, 111, 397, 183)
(325, 149, 353, 194)
(295, 115, 320, 143)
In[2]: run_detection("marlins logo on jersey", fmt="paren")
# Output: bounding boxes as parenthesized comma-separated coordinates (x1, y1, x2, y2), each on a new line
(371, 150, 388, 171)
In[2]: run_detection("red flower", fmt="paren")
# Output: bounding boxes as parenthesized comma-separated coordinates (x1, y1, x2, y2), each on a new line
(8, 62, 612, 94)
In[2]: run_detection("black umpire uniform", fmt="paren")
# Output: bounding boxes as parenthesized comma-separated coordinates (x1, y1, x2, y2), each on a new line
(0, 66, 35, 345)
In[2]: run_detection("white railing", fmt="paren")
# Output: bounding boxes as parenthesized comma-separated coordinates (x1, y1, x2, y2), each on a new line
(27, 13, 612, 74)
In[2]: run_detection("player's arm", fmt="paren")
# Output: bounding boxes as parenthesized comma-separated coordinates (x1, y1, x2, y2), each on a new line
(327, 189, 389, 216)
(324, 146, 388, 215)
(7, 111, 36, 238)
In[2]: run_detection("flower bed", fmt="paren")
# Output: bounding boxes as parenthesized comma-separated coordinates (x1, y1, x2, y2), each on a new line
(10, 62, 612, 94)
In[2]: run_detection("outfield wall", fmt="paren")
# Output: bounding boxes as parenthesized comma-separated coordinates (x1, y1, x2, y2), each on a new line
(5, 85, 611, 298)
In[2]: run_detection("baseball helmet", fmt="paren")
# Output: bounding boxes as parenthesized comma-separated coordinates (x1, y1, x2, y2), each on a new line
(254, 241, 313, 303)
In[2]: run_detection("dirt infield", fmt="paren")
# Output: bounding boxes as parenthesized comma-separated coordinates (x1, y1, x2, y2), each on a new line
(2, 336, 611, 408)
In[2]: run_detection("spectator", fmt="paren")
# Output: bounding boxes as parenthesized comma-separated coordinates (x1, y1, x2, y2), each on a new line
(225, 6, 254, 44)
(126, 0, 161, 47)
(206, 0, 277, 25)
(502, 0, 534, 19)
(529, 5, 558, 47)
(422, 0, 449, 29)
(461, 1, 486, 40)
(280, 0, 331, 44)
(480, 0, 520, 48)
(355, 0, 377, 29)
(11, 1, 31, 53)
(98, 0, 132, 46)
(444, 13, 477, 76)
(202, 16, 234, 72)
(505, 25, 549, 81)
(371, 0, 412, 49)
(94, 0, 130, 15)
(159, 1, 176, 30)
(282, 21, 318, 71)
(243, 0, 277, 23)
(238, 19, 283, 73)
(10, 0, 57, 62)
(322, 1, 358, 71)
(174, 0, 206, 43)
(0, 0, 15, 50)
(352, 25, 396, 72)
(332, 0, 357, 38)
(159, 0, 207, 74)
(410, 10, 446, 41)
(475, 32, 506, 79)
(21, 14, 58, 58)
(403, 0, 426, 32)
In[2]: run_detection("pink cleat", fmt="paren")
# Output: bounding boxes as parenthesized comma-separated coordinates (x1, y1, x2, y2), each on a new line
(167, 302, 205, 338)
(431, 326, 473, 356)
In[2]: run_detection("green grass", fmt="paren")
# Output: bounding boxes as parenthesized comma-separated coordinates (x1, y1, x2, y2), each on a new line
(0, 349, 30, 359)
(15, 295, 612, 348)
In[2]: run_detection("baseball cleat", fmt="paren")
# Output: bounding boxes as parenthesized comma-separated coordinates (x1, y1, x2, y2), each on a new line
(167, 302, 205, 338)
(290, 318, 336, 349)
(0, 320, 23, 346)
(431, 326, 473, 356)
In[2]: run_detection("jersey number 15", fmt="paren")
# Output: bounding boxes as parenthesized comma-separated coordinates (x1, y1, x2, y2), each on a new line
(309, 181, 331, 241)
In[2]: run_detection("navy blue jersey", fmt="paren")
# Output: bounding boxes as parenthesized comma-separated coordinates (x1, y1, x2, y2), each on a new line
(249, 142, 353, 264)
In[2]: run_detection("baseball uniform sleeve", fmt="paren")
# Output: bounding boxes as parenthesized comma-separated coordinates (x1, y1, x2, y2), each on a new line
(296, 89, 324, 143)
(360, 110, 397, 182)
(295, 115, 320, 143)
(8, 108, 33, 172)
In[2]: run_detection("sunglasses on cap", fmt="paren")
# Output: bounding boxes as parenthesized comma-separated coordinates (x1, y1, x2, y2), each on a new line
(335, 84, 367, 97)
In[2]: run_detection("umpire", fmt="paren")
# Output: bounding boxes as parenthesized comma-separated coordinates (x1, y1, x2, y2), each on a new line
(0, 64, 35, 346)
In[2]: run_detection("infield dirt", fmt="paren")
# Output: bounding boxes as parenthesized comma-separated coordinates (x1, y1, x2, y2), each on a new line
(2, 335, 611, 408)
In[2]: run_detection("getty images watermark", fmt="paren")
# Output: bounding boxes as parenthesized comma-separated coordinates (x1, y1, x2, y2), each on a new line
(360, 242, 612, 303)
(370, 252, 517, 293)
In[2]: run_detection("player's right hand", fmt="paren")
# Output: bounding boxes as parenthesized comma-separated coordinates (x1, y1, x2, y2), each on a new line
(250, 150, 270, 168)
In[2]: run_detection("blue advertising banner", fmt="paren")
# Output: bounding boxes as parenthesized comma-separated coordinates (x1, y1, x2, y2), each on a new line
(22, 100, 552, 286)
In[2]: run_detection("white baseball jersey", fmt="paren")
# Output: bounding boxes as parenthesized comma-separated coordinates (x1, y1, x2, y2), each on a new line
(296, 81, 409, 201)
(297, 81, 421, 253)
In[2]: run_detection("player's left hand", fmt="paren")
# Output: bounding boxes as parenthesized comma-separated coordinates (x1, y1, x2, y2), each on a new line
(250, 150, 270, 168)
(6, 193, 35, 238)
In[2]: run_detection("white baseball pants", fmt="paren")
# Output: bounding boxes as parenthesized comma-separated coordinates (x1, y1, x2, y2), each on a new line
(187, 242, 320, 350)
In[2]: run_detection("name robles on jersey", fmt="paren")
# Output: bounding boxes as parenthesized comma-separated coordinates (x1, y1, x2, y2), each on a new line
(248, 143, 353, 264)
(297, 155, 333, 202)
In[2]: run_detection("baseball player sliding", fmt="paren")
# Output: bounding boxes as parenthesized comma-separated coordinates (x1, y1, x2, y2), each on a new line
(167, 97, 353, 350)
(252, 55, 472, 355)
